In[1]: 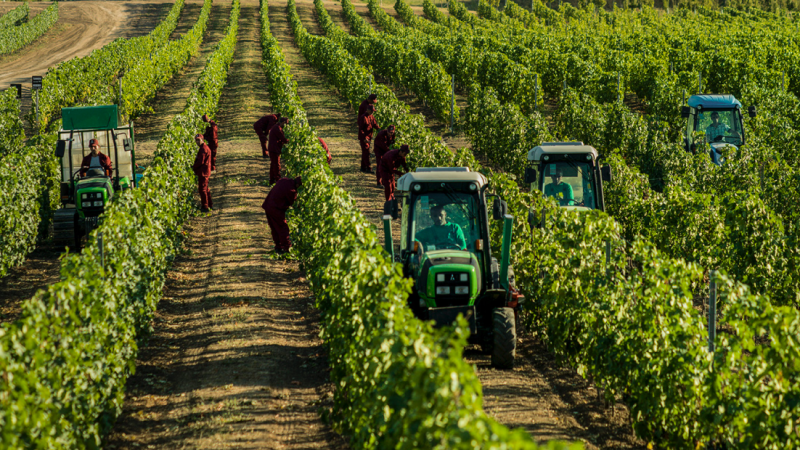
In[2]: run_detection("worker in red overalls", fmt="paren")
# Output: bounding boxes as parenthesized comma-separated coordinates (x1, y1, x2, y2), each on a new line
(379, 145, 410, 201)
(268, 117, 290, 185)
(319, 137, 332, 166)
(373, 125, 395, 187)
(202, 114, 218, 171)
(262, 176, 302, 254)
(192, 134, 213, 212)
(359, 93, 378, 117)
(358, 105, 378, 173)
(254, 112, 281, 158)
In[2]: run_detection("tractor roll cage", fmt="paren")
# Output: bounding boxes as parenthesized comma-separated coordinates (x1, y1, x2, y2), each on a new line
(58, 124, 137, 192)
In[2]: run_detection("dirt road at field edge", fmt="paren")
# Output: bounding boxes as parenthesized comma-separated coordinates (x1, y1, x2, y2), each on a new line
(0, 1, 173, 87)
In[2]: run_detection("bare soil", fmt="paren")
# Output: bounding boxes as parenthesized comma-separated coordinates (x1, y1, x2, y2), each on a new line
(0, 1, 174, 87)
(106, 2, 344, 448)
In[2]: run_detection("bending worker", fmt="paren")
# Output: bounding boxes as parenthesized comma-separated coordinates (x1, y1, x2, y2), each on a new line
(80, 138, 113, 177)
(319, 137, 332, 166)
(415, 205, 467, 251)
(268, 117, 290, 185)
(544, 169, 574, 206)
(254, 112, 281, 158)
(359, 93, 378, 117)
(379, 144, 410, 201)
(262, 176, 302, 254)
(192, 134, 213, 213)
(358, 105, 378, 173)
(374, 125, 395, 187)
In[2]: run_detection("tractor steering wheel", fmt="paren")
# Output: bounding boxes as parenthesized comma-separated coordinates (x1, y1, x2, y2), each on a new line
(435, 242, 463, 251)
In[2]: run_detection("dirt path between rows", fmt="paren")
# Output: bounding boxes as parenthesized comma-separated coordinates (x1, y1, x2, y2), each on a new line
(107, 2, 345, 448)
(288, 0, 645, 448)
(134, 0, 231, 163)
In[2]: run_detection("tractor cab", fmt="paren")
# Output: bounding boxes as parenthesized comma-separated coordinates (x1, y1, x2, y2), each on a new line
(681, 94, 756, 165)
(382, 167, 523, 369)
(524, 142, 611, 212)
(52, 105, 138, 249)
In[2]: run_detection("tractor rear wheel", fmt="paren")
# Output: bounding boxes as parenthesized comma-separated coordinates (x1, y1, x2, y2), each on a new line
(491, 307, 516, 369)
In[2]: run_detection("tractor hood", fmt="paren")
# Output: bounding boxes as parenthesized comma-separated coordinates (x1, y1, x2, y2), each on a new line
(562, 205, 592, 212)
(416, 250, 482, 307)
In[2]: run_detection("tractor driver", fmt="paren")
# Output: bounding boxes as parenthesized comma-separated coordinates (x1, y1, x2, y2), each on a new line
(80, 138, 113, 177)
(544, 169, 574, 206)
(415, 205, 467, 251)
(705, 111, 740, 142)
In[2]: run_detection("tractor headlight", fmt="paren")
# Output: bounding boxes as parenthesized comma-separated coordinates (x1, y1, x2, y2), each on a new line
(437, 274, 445, 282)
(435, 286, 451, 295)
(81, 193, 88, 200)
(95, 193, 103, 199)
(454, 286, 469, 295)
(94, 201, 103, 207)
(460, 273, 468, 282)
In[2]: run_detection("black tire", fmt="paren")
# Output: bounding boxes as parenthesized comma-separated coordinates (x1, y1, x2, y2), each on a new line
(491, 307, 516, 369)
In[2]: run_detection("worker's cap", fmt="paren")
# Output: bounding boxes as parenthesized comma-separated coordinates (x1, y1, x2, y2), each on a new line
(202, 114, 210, 121)
(387, 125, 395, 132)
(88, 138, 99, 147)
(368, 93, 378, 101)
(294, 176, 303, 187)
(400, 144, 410, 153)
(710, 111, 720, 118)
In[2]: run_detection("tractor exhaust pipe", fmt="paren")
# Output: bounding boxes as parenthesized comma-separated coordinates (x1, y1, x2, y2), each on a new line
(500, 214, 513, 290)
(382, 214, 394, 261)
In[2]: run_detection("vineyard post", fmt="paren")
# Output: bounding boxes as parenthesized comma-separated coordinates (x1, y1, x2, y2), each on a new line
(369, 75, 373, 95)
(682, 89, 686, 104)
(759, 163, 764, 191)
(708, 270, 717, 354)
(98, 231, 104, 272)
(34, 89, 39, 128)
(782, 71, 786, 91)
(617, 73, 621, 103)
(534, 74, 538, 111)
(541, 208, 546, 228)
(698, 72, 702, 94)
(450, 74, 455, 134)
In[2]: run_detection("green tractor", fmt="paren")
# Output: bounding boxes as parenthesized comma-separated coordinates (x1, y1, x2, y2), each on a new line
(52, 105, 139, 249)
(524, 142, 612, 212)
(382, 167, 523, 369)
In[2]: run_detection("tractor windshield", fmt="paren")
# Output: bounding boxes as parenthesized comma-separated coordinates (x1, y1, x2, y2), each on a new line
(696, 109, 743, 145)
(542, 162, 597, 209)
(411, 193, 480, 252)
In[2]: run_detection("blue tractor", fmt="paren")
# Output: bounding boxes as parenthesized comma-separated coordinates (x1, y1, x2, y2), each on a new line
(681, 94, 756, 165)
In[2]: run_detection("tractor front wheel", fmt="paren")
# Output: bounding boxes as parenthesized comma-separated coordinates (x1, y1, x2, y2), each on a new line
(491, 307, 516, 369)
